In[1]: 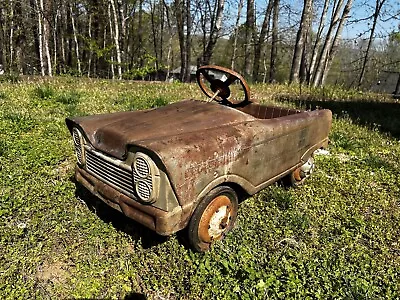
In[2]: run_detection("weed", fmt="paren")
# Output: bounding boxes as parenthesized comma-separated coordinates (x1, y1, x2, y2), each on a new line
(34, 84, 55, 100)
(0, 73, 21, 83)
(55, 90, 81, 105)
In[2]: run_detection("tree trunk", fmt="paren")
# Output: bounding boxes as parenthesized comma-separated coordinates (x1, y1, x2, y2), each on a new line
(163, 0, 173, 80)
(14, 0, 25, 74)
(312, 0, 345, 87)
(41, 0, 52, 76)
(358, 0, 386, 87)
(9, 0, 14, 72)
(230, 0, 243, 69)
(198, 0, 225, 66)
(183, 0, 192, 82)
(70, 4, 81, 76)
(34, 0, 45, 76)
(244, 0, 255, 78)
(269, 0, 279, 83)
(320, 0, 354, 86)
(110, 0, 122, 79)
(308, 0, 329, 84)
(290, 0, 313, 84)
(150, 0, 159, 69)
(395, 73, 400, 95)
(108, 2, 115, 79)
(253, 0, 273, 81)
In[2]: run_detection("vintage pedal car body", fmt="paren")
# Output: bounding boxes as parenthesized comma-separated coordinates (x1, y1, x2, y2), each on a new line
(66, 66, 332, 251)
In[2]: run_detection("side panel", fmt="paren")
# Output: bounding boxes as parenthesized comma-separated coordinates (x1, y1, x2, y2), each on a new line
(140, 109, 332, 209)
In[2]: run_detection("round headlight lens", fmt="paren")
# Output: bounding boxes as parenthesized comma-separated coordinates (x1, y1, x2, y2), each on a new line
(134, 156, 150, 178)
(132, 152, 159, 203)
(135, 179, 153, 202)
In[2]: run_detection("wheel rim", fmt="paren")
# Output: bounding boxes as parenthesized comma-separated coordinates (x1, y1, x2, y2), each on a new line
(294, 156, 315, 182)
(198, 195, 232, 243)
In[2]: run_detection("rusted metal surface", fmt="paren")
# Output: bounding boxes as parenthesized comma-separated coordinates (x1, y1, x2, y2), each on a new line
(66, 65, 332, 236)
(198, 195, 233, 243)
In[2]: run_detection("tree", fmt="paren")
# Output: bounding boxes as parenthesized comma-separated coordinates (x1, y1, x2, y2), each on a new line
(358, 0, 388, 87)
(269, 0, 279, 83)
(196, 0, 225, 66)
(290, 0, 313, 84)
(253, 0, 273, 82)
(244, 0, 255, 78)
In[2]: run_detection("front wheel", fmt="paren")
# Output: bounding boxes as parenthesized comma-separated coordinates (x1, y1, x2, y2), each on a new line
(188, 186, 238, 252)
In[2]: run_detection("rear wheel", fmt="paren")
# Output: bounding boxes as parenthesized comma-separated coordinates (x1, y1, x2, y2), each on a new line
(188, 186, 238, 252)
(282, 155, 315, 187)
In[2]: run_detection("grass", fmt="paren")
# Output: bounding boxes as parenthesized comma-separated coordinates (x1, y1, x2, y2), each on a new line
(1, 77, 400, 299)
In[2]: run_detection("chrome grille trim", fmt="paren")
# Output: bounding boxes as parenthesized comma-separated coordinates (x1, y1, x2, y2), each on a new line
(72, 128, 83, 165)
(85, 149, 135, 197)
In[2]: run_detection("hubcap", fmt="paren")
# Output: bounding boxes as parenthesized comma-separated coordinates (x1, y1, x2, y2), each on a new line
(198, 195, 232, 243)
(295, 156, 315, 182)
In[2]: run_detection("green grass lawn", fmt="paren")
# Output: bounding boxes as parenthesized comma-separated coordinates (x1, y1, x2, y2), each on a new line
(1, 77, 400, 299)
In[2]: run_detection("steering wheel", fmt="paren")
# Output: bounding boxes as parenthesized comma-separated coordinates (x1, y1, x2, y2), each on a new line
(196, 65, 251, 106)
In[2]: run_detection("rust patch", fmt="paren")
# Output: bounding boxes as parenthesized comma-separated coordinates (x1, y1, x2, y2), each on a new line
(198, 195, 233, 243)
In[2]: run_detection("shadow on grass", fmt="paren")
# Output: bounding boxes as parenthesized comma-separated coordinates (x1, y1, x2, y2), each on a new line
(277, 96, 400, 138)
(73, 180, 168, 250)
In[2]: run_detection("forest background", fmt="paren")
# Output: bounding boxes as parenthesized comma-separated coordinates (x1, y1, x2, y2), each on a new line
(0, 0, 399, 91)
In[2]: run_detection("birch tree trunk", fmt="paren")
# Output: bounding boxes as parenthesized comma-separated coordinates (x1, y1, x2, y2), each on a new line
(70, 4, 81, 76)
(9, 0, 14, 71)
(320, 0, 354, 86)
(308, 0, 329, 84)
(53, 8, 59, 74)
(41, 0, 52, 76)
(34, 0, 45, 76)
(312, 0, 345, 87)
(110, 0, 122, 79)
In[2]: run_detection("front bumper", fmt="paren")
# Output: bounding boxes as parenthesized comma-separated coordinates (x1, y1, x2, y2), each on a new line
(75, 167, 185, 236)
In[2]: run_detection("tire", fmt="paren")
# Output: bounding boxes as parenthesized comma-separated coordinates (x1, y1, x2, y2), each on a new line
(188, 186, 238, 252)
(282, 155, 315, 187)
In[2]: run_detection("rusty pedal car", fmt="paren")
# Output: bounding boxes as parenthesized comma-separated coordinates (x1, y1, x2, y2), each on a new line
(66, 66, 332, 252)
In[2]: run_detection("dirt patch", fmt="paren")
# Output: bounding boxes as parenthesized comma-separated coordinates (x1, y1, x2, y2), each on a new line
(36, 260, 69, 284)
(55, 158, 74, 178)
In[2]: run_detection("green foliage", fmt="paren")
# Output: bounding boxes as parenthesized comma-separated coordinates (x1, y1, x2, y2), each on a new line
(55, 90, 82, 105)
(34, 84, 56, 100)
(1, 79, 400, 299)
(0, 73, 21, 83)
(122, 54, 161, 80)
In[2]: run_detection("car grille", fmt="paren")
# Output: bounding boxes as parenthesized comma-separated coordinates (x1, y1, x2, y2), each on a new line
(85, 150, 135, 197)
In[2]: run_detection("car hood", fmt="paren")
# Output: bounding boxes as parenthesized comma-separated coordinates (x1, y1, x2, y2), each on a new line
(66, 99, 255, 159)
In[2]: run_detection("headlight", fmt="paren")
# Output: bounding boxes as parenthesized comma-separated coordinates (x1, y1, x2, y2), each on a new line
(72, 128, 85, 166)
(132, 152, 159, 203)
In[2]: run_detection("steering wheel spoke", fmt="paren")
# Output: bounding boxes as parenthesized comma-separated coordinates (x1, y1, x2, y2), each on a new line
(196, 65, 251, 105)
